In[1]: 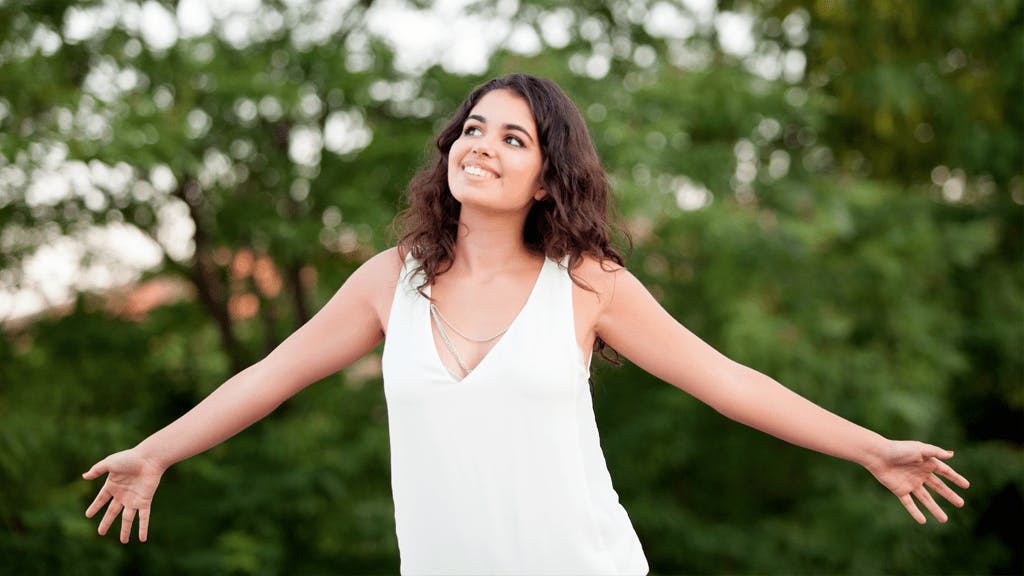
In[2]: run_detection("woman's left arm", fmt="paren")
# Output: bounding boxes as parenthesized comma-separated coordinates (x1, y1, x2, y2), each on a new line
(595, 266, 970, 523)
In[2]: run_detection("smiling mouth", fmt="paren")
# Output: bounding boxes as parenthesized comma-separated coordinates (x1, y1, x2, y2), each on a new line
(463, 164, 498, 179)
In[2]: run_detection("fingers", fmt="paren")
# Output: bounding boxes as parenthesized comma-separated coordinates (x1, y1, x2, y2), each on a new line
(920, 445, 970, 489)
(88, 494, 149, 543)
(925, 473, 965, 508)
(901, 479, 956, 524)
(899, 493, 926, 524)
(98, 499, 124, 536)
(913, 486, 948, 523)
(84, 458, 114, 522)
(932, 458, 971, 490)
(138, 508, 151, 542)
(120, 507, 136, 544)
(85, 488, 112, 519)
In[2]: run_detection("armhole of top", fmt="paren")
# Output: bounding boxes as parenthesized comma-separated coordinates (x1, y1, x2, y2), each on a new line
(382, 247, 418, 339)
(563, 255, 595, 371)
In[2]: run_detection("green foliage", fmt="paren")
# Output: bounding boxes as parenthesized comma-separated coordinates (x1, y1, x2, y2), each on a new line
(1, 0, 1020, 574)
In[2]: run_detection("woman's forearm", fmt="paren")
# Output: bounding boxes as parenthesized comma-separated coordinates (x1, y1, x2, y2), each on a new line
(128, 255, 391, 471)
(133, 361, 286, 470)
(714, 362, 889, 469)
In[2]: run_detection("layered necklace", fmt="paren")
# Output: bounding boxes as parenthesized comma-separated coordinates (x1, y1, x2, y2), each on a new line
(429, 302, 511, 378)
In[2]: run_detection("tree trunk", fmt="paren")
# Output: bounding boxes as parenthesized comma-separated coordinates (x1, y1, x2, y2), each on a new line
(286, 262, 311, 328)
(174, 176, 247, 374)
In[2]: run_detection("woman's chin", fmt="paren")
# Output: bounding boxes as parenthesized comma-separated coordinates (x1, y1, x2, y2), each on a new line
(449, 185, 493, 204)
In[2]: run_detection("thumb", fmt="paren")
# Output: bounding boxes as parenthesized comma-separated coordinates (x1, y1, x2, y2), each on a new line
(82, 459, 108, 479)
(923, 445, 954, 460)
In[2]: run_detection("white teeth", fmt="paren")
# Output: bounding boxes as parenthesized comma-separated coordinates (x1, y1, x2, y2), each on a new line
(464, 165, 495, 178)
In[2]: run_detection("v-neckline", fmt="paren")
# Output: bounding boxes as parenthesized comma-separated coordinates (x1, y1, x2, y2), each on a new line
(425, 258, 550, 384)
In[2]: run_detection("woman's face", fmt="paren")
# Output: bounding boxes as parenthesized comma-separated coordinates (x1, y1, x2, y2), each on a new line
(447, 89, 546, 215)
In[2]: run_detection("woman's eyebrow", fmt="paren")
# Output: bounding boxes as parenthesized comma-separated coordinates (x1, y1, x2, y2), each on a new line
(467, 114, 535, 143)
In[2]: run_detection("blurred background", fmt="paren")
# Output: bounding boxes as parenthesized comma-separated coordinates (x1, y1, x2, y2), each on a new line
(1, 0, 1020, 574)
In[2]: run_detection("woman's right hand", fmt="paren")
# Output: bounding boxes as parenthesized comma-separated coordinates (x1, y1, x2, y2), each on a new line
(83, 449, 165, 543)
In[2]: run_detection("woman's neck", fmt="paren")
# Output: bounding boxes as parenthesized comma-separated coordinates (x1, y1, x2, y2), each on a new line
(450, 207, 537, 278)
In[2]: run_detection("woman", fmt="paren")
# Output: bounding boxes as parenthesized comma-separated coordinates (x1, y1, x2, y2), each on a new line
(84, 74, 969, 574)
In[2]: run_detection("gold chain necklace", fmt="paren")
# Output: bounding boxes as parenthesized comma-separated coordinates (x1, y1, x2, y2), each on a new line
(429, 303, 512, 378)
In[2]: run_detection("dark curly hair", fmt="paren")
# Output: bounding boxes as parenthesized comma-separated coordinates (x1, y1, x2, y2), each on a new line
(391, 73, 631, 367)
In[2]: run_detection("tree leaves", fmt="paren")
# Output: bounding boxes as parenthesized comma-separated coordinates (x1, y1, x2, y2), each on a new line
(1, 0, 1020, 574)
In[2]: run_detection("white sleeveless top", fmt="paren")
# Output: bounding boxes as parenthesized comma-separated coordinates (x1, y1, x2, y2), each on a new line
(381, 252, 649, 575)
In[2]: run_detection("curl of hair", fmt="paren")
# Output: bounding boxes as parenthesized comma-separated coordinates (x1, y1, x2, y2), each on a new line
(391, 73, 632, 368)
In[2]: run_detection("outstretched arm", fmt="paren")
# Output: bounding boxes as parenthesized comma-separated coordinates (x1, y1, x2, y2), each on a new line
(83, 247, 403, 542)
(593, 266, 969, 523)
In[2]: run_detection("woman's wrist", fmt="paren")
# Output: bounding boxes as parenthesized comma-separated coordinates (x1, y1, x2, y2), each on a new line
(131, 442, 172, 473)
(857, 433, 891, 472)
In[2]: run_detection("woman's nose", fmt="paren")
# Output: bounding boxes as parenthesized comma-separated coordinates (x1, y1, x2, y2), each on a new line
(471, 140, 493, 156)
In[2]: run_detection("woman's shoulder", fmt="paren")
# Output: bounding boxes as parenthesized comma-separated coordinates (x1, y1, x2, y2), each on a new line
(572, 252, 625, 274)
(347, 246, 410, 331)
(356, 246, 408, 283)
(567, 252, 627, 303)
(334, 246, 407, 303)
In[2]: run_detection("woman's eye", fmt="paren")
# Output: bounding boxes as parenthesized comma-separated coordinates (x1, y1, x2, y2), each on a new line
(462, 125, 524, 148)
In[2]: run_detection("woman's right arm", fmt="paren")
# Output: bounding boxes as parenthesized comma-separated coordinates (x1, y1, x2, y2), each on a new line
(83, 247, 404, 543)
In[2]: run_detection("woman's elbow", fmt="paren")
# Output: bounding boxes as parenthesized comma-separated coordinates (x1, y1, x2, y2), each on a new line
(697, 361, 757, 421)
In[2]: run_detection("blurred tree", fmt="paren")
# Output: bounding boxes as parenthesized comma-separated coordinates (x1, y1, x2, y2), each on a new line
(0, 0, 1019, 574)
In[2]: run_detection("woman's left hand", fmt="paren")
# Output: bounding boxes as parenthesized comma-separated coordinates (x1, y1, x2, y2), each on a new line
(865, 440, 970, 524)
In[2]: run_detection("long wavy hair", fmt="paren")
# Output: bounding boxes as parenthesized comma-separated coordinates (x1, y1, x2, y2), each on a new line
(392, 73, 631, 367)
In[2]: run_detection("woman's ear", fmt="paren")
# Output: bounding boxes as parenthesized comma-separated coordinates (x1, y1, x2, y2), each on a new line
(533, 187, 548, 202)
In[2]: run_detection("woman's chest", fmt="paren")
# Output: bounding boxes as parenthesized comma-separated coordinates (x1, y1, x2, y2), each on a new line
(378, 271, 600, 368)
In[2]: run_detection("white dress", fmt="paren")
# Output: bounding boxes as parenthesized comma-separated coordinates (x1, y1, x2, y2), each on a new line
(381, 252, 649, 575)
